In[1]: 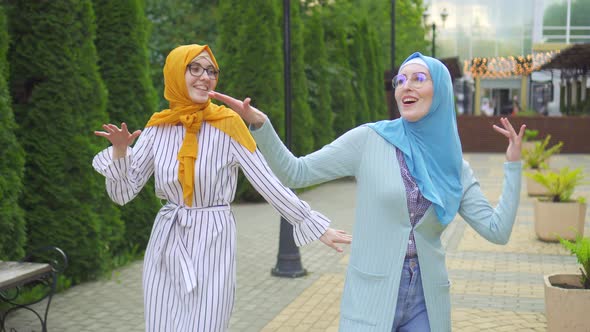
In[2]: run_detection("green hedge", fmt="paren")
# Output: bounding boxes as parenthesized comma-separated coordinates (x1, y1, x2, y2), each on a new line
(303, 8, 334, 150)
(7, 0, 123, 283)
(217, 0, 284, 201)
(322, 4, 356, 136)
(92, 0, 160, 254)
(0, 5, 25, 261)
(287, 1, 313, 156)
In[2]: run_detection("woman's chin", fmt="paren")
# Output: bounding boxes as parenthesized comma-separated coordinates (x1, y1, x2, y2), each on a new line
(400, 107, 428, 122)
(189, 94, 209, 104)
(401, 111, 419, 122)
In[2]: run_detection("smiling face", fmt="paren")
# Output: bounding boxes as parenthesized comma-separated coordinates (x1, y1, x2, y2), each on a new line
(185, 52, 218, 104)
(394, 63, 434, 122)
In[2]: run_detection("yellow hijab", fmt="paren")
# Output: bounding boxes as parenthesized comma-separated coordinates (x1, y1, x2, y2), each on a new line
(146, 44, 256, 206)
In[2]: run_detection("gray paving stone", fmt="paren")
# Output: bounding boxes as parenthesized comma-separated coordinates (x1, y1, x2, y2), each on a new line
(452, 294, 545, 312)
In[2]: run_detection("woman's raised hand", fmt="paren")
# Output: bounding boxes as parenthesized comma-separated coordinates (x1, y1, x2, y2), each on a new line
(94, 123, 141, 159)
(208, 91, 267, 128)
(492, 117, 526, 162)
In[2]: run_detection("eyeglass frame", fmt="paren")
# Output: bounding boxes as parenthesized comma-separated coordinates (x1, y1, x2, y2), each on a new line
(392, 72, 432, 90)
(186, 62, 220, 80)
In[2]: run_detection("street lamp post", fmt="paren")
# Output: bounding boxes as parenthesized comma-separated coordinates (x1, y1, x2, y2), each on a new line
(422, 7, 448, 58)
(271, 0, 307, 279)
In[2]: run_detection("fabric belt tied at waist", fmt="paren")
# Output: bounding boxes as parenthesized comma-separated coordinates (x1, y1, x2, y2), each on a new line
(153, 203, 230, 293)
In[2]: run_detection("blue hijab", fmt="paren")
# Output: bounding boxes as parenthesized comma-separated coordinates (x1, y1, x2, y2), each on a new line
(369, 52, 463, 225)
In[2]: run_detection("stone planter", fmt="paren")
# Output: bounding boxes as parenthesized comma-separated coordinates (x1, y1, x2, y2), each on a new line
(534, 200, 586, 242)
(544, 273, 590, 332)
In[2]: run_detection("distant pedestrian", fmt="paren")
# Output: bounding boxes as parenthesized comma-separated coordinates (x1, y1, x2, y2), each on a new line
(512, 95, 521, 116)
(93, 44, 351, 332)
(210, 52, 526, 332)
(481, 97, 494, 116)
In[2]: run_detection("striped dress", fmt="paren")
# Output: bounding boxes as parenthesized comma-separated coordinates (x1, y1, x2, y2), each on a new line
(92, 122, 330, 332)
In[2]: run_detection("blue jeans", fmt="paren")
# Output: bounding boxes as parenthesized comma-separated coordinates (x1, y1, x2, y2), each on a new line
(392, 257, 430, 332)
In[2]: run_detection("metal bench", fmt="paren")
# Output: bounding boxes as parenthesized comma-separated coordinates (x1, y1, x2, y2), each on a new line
(0, 246, 67, 332)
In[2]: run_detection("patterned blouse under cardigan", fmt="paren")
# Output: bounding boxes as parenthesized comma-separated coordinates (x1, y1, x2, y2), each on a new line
(396, 148, 432, 258)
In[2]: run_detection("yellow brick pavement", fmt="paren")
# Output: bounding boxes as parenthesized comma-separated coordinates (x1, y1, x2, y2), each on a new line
(261, 274, 343, 331)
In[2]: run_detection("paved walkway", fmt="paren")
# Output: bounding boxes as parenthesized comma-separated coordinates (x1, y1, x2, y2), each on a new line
(4, 153, 590, 331)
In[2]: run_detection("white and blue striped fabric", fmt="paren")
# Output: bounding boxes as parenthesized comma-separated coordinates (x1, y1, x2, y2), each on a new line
(93, 122, 330, 331)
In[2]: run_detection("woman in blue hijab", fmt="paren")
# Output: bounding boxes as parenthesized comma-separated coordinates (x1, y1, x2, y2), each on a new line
(210, 52, 525, 331)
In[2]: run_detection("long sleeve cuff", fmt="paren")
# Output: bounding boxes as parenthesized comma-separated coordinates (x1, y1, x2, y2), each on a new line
(292, 211, 331, 247)
(92, 146, 132, 180)
(250, 119, 277, 144)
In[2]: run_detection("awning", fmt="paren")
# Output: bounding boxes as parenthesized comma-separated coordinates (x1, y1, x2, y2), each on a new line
(540, 43, 590, 71)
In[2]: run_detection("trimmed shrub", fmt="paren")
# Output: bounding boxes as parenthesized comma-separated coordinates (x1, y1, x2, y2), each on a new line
(287, 0, 313, 156)
(303, 8, 334, 149)
(0, 5, 26, 260)
(322, 3, 356, 136)
(363, 20, 388, 121)
(349, 20, 371, 126)
(92, 0, 160, 254)
(7, 0, 123, 283)
(217, 0, 284, 201)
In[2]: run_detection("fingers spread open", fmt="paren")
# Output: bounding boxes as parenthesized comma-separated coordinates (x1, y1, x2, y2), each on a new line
(501, 117, 517, 136)
(517, 124, 526, 139)
(492, 124, 509, 137)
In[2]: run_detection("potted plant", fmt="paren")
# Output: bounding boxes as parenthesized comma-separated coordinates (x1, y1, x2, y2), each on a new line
(522, 128, 540, 151)
(522, 135, 563, 196)
(544, 234, 590, 331)
(526, 167, 586, 241)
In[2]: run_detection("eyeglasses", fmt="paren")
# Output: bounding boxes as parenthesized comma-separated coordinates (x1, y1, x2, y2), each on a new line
(392, 72, 431, 89)
(187, 63, 219, 80)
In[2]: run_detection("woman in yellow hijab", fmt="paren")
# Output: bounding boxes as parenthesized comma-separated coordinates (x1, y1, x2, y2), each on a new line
(93, 44, 351, 332)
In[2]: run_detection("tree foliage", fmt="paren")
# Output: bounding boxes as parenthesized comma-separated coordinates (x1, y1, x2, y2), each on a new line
(349, 0, 428, 69)
(349, 18, 371, 126)
(92, 0, 160, 254)
(392, 0, 429, 66)
(320, 2, 357, 136)
(363, 20, 389, 122)
(287, 0, 314, 156)
(217, 0, 284, 201)
(0, 4, 25, 260)
(303, 7, 333, 149)
(6, 0, 123, 283)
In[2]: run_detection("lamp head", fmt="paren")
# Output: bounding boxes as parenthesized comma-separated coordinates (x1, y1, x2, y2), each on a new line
(440, 8, 449, 27)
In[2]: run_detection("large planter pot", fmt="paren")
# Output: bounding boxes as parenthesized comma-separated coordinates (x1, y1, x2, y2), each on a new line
(534, 200, 586, 242)
(544, 274, 590, 332)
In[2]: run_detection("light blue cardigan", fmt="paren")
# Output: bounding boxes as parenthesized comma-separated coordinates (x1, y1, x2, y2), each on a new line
(252, 120, 522, 332)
